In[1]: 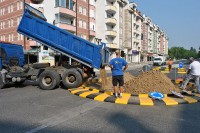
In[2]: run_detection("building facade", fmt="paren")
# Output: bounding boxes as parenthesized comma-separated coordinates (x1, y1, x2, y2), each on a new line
(96, 0, 130, 56)
(0, 0, 32, 49)
(0, 0, 169, 64)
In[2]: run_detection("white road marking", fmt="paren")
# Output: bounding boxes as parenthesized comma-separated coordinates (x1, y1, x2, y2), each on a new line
(25, 101, 102, 133)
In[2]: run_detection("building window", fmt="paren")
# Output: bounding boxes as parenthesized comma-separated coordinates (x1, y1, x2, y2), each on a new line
(0, 35, 5, 41)
(8, 5, 10, 13)
(83, 35, 86, 39)
(3, 21, 5, 29)
(55, 0, 67, 8)
(83, 7, 86, 15)
(17, 16, 22, 25)
(20, 1, 23, 9)
(17, 2, 20, 10)
(79, 34, 83, 38)
(79, 20, 82, 27)
(83, 21, 86, 29)
(11, 4, 13, 12)
(8, 20, 11, 28)
(79, 6, 82, 14)
(3, 7, 5, 15)
(11, 19, 13, 27)
(11, 34, 14, 41)
(8, 34, 11, 42)
(0, 22, 2, 29)
(20, 34, 23, 40)
(18, 33, 21, 41)
(90, 10, 94, 18)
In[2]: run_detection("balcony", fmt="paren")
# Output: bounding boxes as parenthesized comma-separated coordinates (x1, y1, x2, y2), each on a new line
(56, 23, 76, 33)
(105, 18, 117, 25)
(107, 43, 118, 49)
(89, 30, 96, 37)
(106, 5, 117, 14)
(55, 7, 76, 18)
(106, 30, 117, 37)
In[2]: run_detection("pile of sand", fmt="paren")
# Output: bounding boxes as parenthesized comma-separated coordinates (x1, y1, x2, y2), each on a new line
(104, 72, 135, 92)
(124, 70, 180, 94)
(103, 71, 180, 94)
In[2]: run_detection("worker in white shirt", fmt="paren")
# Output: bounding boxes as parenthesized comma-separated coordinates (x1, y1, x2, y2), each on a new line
(181, 57, 200, 93)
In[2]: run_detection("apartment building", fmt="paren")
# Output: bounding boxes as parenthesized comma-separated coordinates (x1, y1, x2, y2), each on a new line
(141, 15, 169, 61)
(1, 0, 169, 64)
(132, 9, 142, 63)
(42, 0, 95, 41)
(96, 0, 129, 55)
(0, 0, 33, 50)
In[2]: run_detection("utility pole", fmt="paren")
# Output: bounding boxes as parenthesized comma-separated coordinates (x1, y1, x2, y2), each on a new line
(23, 0, 26, 50)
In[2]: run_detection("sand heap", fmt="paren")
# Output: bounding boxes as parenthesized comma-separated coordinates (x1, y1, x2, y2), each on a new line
(104, 72, 135, 92)
(124, 70, 180, 94)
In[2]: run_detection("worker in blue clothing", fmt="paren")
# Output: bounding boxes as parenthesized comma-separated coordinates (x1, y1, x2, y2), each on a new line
(108, 50, 128, 98)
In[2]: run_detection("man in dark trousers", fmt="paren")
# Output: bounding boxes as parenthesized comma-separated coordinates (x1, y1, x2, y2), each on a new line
(108, 50, 128, 98)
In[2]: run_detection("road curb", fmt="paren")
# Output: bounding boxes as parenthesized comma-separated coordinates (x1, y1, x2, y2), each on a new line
(68, 79, 199, 106)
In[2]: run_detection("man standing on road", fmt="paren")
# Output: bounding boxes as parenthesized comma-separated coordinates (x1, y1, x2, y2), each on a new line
(168, 58, 173, 71)
(181, 57, 200, 93)
(108, 50, 128, 98)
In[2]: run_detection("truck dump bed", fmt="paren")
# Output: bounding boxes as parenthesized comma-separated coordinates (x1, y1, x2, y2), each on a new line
(17, 3, 109, 69)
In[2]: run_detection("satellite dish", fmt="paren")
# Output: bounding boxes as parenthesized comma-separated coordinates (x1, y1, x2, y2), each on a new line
(30, 0, 44, 4)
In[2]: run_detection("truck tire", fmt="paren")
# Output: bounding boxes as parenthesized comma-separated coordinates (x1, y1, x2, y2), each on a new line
(62, 69, 82, 89)
(54, 72, 61, 87)
(0, 74, 4, 89)
(38, 70, 59, 90)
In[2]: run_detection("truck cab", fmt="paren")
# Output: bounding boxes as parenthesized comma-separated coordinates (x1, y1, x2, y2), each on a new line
(153, 57, 166, 66)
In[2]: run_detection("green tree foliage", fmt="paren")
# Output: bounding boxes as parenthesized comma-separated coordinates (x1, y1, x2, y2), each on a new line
(198, 47, 200, 58)
(168, 46, 198, 59)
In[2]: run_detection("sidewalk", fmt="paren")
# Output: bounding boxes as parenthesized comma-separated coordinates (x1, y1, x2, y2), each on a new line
(94, 61, 153, 72)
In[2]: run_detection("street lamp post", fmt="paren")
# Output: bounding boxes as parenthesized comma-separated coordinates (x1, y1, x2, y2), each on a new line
(23, 0, 26, 50)
(138, 47, 140, 64)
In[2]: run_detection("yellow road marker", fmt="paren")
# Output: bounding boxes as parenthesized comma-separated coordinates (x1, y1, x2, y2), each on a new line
(139, 94, 154, 106)
(71, 88, 89, 95)
(115, 93, 131, 104)
(94, 93, 111, 102)
(161, 71, 169, 74)
(184, 96, 198, 103)
(79, 90, 99, 98)
(194, 93, 200, 97)
(162, 97, 178, 105)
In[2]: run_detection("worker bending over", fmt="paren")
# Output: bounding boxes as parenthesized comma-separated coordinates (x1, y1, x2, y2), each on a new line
(180, 57, 200, 93)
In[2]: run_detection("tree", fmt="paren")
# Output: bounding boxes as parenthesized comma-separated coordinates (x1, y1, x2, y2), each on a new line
(198, 47, 200, 58)
(168, 46, 198, 59)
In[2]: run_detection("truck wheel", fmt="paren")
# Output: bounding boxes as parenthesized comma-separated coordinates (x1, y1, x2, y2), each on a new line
(54, 72, 61, 87)
(38, 70, 59, 90)
(0, 74, 4, 89)
(62, 69, 82, 89)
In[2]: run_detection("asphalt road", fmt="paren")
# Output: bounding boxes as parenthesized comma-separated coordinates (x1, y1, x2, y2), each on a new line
(1, 62, 200, 133)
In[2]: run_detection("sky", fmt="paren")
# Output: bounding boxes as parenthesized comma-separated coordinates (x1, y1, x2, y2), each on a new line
(129, 0, 200, 51)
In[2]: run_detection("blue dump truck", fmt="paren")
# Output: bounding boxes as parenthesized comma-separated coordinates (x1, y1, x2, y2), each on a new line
(0, 3, 109, 90)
